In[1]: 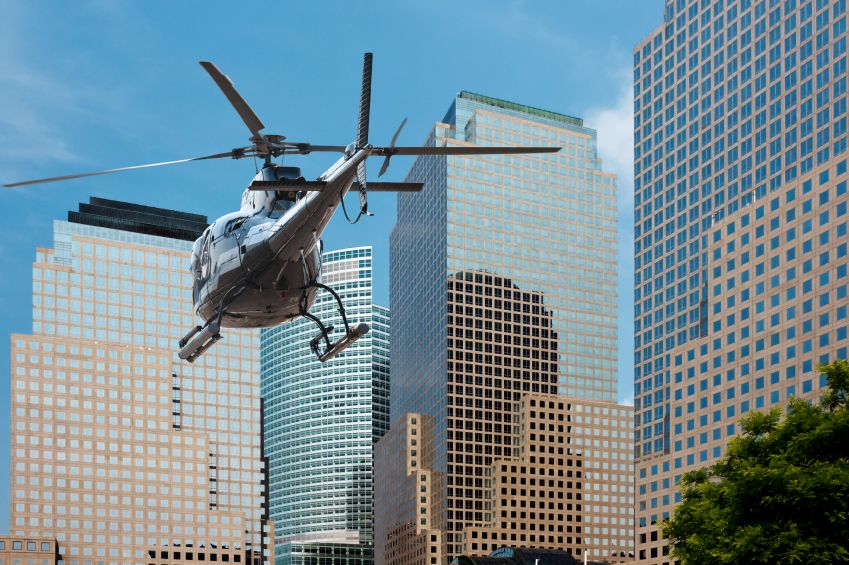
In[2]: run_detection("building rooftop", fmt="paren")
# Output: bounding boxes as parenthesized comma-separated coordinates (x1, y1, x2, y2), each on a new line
(68, 196, 208, 242)
(457, 91, 584, 127)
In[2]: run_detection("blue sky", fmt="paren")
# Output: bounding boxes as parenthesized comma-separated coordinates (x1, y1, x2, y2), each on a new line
(0, 0, 663, 532)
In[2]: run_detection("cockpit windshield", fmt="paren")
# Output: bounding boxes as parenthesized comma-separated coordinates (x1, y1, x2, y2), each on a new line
(191, 227, 211, 282)
(273, 194, 297, 214)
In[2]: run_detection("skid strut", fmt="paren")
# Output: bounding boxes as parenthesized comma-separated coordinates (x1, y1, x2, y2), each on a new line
(299, 281, 369, 362)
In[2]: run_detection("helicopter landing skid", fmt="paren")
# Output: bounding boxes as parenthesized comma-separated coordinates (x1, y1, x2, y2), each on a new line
(300, 282, 369, 362)
(178, 286, 244, 363)
(177, 319, 222, 363)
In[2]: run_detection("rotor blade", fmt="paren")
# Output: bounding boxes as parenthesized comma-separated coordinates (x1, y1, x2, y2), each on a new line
(374, 146, 561, 156)
(248, 180, 327, 191)
(283, 144, 347, 153)
(377, 157, 391, 178)
(366, 182, 423, 192)
(3, 150, 243, 188)
(356, 53, 373, 148)
(199, 61, 266, 138)
(390, 117, 407, 147)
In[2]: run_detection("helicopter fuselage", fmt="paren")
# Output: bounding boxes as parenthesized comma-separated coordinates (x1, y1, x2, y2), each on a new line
(191, 146, 368, 329)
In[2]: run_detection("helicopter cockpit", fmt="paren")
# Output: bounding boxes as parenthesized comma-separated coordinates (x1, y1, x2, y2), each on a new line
(242, 165, 304, 217)
(192, 164, 306, 299)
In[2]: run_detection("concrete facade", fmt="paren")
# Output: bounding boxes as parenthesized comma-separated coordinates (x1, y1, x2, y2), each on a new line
(375, 395, 633, 565)
(634, 1, 849, 561)
(0, 536, 58, 565)
(9, 199, 272, 565)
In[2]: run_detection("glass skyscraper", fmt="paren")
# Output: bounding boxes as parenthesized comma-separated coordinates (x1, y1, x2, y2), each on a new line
(260, 246, 390, 565)
(385, 92, 624, 561)
(634, 1, 848, 562)
(9, 197, 271, 565)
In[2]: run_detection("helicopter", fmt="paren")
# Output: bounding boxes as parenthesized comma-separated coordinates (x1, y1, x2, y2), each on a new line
(4, 53, 560, 363)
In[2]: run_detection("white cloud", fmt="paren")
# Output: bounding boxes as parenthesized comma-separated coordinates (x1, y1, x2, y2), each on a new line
(584, 68, 634, 201)
(619, 395, 634, 407)
(583, 68, 637, 402)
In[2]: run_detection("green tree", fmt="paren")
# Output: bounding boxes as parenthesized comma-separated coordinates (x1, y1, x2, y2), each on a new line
(663, 360, 849, 564)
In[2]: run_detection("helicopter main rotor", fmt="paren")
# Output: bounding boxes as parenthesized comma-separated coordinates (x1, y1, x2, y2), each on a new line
(3, 55, 560, 190)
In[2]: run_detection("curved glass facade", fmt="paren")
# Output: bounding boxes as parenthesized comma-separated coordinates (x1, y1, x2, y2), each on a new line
(261, 246, 390, 565)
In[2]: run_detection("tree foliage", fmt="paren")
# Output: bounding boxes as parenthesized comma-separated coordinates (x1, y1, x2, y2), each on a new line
(663, 360, 849, 564)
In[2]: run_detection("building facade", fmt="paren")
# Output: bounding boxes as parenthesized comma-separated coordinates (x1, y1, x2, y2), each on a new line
(375, 396, 633, 565)
(457, 394, 633, 563)
(0, 536, 58, 565)
(9, 198, 272, 565)
(373, 414, 443, 565)
(633, 0, 849, 562)
(261, 246, 390, 565)
(383, 92, 624, 562)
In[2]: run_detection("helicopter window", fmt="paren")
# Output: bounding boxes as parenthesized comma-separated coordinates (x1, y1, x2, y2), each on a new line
(224, 217, 247, 234)
(201, 248, 210, 279)
(198, 231, 211, 280)
(192, 228, 210, 281)
(271, 192, 297, 214)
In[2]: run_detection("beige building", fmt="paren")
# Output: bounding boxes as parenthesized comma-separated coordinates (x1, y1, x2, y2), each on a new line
(9, 198, 272, 565)
(634, 0, 849, 562)
(0, 536, 58, 565)
(375, 395, 633, 565)
(373, 414, 443, 565)
(459, 394, 633, 563)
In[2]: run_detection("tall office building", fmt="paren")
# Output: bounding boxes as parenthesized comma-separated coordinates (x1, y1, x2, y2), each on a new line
(9, 198, 272, 565)
(634, 1, 848, 562)
(260, 246, 390, 565)
(382, 92, 628, 562)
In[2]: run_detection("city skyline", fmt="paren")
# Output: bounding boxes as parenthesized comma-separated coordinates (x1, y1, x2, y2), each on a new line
(0, 2, 661, 531)
(1, 2, 847, 564)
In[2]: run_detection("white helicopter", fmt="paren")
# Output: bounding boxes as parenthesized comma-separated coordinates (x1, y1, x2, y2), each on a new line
(5, 53, 560, 362)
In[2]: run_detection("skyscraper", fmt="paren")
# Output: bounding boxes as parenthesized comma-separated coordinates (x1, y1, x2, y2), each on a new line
(9, 197, 272, 565)
(382, 92, 627, 562)
(633, 1, 848, 562)
(260, 246, 390, 565)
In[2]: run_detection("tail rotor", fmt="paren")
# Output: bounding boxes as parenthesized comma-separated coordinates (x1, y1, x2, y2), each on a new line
(378, 117, 407, 177)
